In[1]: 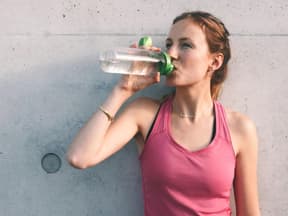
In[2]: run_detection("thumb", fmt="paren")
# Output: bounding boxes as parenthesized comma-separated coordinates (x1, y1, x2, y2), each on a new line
(150, 72, 160, 83)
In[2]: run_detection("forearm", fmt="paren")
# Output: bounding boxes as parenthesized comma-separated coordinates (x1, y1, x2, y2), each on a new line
(236, 211, 261, 216)
(66, 84, 133, 168)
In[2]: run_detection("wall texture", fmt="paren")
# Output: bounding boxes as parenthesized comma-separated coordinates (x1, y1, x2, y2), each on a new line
(1, 0, 287, 215)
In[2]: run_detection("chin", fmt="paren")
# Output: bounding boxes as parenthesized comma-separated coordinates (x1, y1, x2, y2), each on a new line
(165, 82, 176, 87)
(165, 75, 178, 87)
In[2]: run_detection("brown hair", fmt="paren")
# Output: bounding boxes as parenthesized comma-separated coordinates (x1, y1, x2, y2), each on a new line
(173, 11, 231, 100)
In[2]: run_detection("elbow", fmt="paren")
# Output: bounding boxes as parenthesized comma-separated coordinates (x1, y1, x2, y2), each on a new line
(66, 153, 90, 170)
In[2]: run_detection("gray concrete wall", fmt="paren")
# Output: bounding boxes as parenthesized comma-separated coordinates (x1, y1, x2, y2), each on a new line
(0, 1, 287, 215)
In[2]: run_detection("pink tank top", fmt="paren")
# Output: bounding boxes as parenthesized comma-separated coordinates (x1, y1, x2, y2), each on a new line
(139, 96, 236, 216)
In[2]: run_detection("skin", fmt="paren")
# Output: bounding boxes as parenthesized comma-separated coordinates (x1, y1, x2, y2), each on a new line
(67, 18, 260, 216)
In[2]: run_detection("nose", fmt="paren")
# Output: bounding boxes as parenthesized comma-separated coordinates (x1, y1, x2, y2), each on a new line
(166, 46, 178, 61)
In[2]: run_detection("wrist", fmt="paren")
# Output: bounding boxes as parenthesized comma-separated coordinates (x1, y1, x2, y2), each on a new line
(113, 82, 135, 98)
(100, 85, 132, 114)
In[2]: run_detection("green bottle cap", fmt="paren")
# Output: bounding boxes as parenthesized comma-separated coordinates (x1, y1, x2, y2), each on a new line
(158, 52, 174, 76)
(138, 36, 174, 76)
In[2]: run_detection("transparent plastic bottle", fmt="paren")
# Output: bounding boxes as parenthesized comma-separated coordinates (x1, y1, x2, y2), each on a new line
(99, 37, 174, 76)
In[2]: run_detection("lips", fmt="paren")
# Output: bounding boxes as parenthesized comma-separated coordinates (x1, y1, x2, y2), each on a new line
(172, 64, 178, 73)
(172, 62, 178, 70)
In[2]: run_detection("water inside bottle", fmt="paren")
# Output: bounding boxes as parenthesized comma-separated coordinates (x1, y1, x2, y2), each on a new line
(99, 49, 161, 75)
(100, 59, 157, 75)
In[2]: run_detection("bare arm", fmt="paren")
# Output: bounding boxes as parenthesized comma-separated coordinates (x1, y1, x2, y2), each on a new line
(66, 72, 160, 169)
(231, 113, 261, 216)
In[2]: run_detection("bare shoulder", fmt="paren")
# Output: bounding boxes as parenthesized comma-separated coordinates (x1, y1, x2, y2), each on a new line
(224, 107, 258, 155)
(124, 96, 163, 153)
(125, 96, 161, 117)
(129, 96, 161, 108)
(124, 96, 162, 129)
(225, 108, 257, 135)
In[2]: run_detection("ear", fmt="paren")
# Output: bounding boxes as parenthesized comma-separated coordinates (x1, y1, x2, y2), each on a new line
(209, 53, 224, 72)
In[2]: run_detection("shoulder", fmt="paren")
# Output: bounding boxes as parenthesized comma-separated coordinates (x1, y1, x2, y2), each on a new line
(122, 96, 163, 125)
(225, 108, 257, 136)
(127, 96, 161, 113)
(127, 93, 171, 112)
(224, 107, 258, 156)
(125, 96, 167, 144)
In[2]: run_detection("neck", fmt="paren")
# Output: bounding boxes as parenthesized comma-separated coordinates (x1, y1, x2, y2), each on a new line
(172, 85, 214, 121)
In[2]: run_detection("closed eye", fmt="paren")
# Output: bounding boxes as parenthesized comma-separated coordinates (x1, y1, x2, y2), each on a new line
(180, 42, 193, 49)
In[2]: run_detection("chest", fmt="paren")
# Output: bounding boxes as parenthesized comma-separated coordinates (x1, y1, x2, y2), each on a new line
(170, 114, 215, 152)
(141, 132, 235, 196)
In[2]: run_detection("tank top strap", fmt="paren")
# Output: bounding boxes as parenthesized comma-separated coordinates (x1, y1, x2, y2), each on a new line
(162, 95, 173, 131)
(150, 95, 173, 135)
(214, 100, 232, 143)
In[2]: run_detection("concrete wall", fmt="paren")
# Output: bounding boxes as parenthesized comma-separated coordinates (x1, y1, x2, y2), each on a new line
(1, 0, 287, 215)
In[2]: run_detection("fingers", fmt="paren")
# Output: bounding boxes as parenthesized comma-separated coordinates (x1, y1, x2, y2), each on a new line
(119, 72, 160, 90)
(152, 72, 160, 83)
(139, 45, 161, 52)
(129, 43, 137, 48)
(147, 72, 161, 84)
(150, 47, 161, 52)
(156, 72, 161, 82)
(130, 41, 161, 52)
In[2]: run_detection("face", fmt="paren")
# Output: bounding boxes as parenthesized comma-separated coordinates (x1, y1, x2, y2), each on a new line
(165, 19, 214, 87)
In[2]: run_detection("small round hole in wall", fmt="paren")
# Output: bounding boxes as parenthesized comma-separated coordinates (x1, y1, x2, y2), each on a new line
(41, 153, 61, 173)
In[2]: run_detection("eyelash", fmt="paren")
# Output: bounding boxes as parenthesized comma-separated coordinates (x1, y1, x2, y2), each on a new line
(181, 43, 192, 49)
(165, 43, 193, 50)
(165, 43, 172, 49)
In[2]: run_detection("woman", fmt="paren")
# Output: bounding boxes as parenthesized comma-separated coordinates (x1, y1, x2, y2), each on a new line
(67, 11, 260, 216)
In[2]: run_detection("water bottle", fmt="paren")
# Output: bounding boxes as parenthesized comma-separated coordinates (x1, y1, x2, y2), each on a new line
(99, 37, 174, 76)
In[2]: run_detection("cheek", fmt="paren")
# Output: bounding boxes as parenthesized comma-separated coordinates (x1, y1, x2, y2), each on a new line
(181, 52, 201, 66)
(184, 53, 209, 72)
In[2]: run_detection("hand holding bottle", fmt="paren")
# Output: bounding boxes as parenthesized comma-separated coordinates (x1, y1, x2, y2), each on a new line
(99, 36, 173, 75)
(100, 36, 173, 94)
(115, 41, 161, 94)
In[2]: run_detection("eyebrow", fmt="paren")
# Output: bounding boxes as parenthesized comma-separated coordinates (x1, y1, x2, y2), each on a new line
(166, 37, 193, 43)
